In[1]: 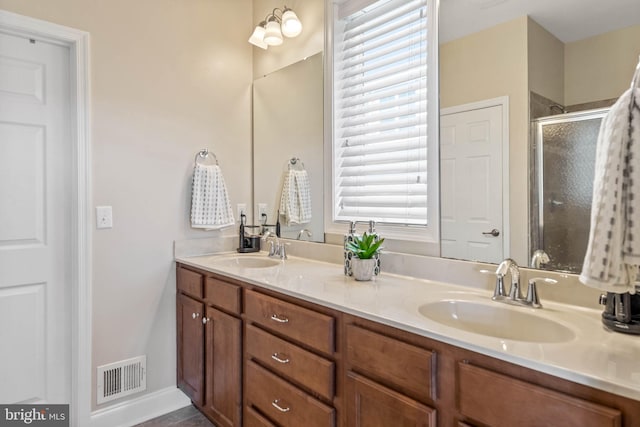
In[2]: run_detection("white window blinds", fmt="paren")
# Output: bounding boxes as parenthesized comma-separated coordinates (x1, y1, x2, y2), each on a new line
(333, 0, 429, 225)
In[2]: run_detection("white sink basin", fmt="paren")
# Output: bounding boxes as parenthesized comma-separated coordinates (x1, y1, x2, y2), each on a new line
(210, 256, 280, 269)
(418, 300, 575, 343)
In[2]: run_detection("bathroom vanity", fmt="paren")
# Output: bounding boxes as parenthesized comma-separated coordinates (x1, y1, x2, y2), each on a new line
(175, 252, 640, 427)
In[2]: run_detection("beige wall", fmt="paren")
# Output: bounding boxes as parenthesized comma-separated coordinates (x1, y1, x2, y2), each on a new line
(0, 0, 253, 411)
(565, 24, 640, 105)
(440, 16, 530, 264)
(528, 17, 564, 104)
(252, 0, 324, 78)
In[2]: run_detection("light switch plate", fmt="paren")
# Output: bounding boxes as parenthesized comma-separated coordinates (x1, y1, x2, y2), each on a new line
(96, 206, 113, 229)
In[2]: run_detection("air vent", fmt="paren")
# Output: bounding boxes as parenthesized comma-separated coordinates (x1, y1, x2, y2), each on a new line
(97, 355, 147, 404)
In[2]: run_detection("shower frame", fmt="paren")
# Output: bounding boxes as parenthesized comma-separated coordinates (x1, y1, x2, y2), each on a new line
(530, 107, 609, 272)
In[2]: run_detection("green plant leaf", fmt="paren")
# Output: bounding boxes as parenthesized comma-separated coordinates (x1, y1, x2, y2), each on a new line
(345, 232, 384, 259)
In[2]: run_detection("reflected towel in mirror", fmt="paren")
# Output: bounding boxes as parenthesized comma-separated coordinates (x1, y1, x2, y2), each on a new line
(191, 164, 235, 230)
(280, 169, 312, 225)
(580, 87, 640, 293)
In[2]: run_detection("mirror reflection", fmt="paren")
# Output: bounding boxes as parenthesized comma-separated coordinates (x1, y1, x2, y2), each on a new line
(253, 52, 324, 242)
(251, 1, 640, 274)
(439, 0, 640, 271)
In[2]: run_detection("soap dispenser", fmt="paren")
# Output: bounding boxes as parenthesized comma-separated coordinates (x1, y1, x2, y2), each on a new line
(237, 213, 261, 253)
(344, 221, 358, 276)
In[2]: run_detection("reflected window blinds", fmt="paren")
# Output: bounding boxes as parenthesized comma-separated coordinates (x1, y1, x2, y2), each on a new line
(333, 0, 430, 225)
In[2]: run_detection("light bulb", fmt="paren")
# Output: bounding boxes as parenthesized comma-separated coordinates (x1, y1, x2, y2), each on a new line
(248, 23, 268, 49)
(264, 19, 283, 46)
(281, 9, 302, 37)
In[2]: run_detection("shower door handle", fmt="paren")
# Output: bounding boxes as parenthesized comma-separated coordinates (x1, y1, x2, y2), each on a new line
(482, 229, 500, 237)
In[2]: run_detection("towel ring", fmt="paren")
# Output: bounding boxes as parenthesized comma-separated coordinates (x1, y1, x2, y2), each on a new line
(289, 157, 305, 171)
(195, 148, 218, 166)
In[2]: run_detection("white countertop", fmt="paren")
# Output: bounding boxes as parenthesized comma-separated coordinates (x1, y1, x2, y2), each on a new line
(176, 251, 640, 401)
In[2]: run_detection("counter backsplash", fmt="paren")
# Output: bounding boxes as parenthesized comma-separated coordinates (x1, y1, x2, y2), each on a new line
(173, 236, 602, 310)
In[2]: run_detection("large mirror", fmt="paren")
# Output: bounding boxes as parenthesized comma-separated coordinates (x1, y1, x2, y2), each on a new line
(439, 0, 640, 271)
(252, 0, 640, 273)
(253, 52, 324, 242)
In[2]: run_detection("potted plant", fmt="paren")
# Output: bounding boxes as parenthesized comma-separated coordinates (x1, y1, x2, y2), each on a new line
(346, 232, 384, 281)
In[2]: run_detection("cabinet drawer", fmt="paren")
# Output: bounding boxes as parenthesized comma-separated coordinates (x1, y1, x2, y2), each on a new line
(246, 324, 335, 400)
(245, 361, 335, 427)
(245, 407, 276, 427)
(177, 266, 203, 298)
(346, 324, 436, 402)
(245, 290, 335, 354)
(458, 363, 622, 427)
(346, 372, 436, 427)
(205, 276, 241, 314)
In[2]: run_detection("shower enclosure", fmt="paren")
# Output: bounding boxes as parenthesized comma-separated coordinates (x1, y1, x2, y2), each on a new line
(530, 108, 608, 272)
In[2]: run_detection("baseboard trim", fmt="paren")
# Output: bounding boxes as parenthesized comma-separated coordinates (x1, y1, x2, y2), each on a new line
(90, 386, 191, 427)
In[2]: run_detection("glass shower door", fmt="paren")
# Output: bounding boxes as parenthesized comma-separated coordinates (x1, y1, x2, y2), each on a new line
(532, 109, 607, 272)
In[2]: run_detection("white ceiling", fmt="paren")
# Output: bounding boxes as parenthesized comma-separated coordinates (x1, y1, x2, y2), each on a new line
(439, 0, 640, 44)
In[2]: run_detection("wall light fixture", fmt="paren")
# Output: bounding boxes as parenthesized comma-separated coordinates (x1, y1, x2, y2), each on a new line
(249, 6, 302, 50)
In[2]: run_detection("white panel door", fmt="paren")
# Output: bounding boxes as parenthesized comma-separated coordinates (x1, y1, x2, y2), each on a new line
(440, 104, 503, 263)
(0, 32, 71, 403)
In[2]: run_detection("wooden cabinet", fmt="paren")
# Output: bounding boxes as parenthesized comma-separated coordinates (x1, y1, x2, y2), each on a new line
(244, 289, 337, 427)
(346, 372, 436, 427)
(457, 362, 622, 427)
(203, 306, 242, 427)
(177, 262, 640, 427)
(177, 266, 242, 427)
(246, 324, 335, 401)
(245, 290, 335, 355)
(245, 361, 335, 427)
(177, 292, 205, 406)
(345, 322, 437, 427)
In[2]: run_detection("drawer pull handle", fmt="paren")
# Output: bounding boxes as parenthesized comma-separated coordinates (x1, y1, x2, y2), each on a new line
(202, 317, 210, 324)
(271, 353, 290, 364)
(270, 314, 289, 323)
(192, 312, 200, 319)
(272, 399, 290, 413)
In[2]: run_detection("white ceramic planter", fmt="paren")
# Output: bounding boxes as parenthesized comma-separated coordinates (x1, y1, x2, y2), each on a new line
(351, 258, 376, 281)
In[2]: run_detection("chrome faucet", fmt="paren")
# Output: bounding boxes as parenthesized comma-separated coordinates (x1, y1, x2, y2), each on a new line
(530, 249, 550, 269)
(493, 258, 555, 308)
(297, 229, 313, 240)
(262, 231, 287, 259)
(494, 258, 521, 301)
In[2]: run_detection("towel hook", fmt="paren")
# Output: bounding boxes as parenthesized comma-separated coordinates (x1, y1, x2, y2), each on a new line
(194, 148, 218, 166)
(289, 157, 305, 170)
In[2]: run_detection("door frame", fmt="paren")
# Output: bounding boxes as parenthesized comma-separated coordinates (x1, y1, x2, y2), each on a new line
(0, 10, 91, 427)
(440, 96, 510, 260)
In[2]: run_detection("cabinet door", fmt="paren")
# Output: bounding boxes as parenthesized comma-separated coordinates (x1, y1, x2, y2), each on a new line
(346, 372, 436, 427)
(458, 363, 622, 427)
(204, 306, 242, 427)
(177, 293, 204, 406)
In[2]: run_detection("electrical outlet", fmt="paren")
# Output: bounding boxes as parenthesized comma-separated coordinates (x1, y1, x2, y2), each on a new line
(96, 206, 113, 229)
(258, 203, 268, 222)
(237, 203, 247, 220)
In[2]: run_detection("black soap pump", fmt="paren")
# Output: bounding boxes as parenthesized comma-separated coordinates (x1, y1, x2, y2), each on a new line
(237, 213, 261, 253)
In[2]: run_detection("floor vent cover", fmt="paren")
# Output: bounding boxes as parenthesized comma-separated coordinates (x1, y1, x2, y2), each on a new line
(97, 355, 146, 404)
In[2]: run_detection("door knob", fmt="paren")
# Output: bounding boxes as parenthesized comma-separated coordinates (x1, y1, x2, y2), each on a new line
(482, 229, 500, 237)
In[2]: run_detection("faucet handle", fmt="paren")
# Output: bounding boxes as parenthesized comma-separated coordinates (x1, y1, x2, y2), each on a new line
(526, 277, 557, 308)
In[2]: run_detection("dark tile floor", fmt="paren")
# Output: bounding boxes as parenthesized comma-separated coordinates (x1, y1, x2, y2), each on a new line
(134, 405, 216, 427)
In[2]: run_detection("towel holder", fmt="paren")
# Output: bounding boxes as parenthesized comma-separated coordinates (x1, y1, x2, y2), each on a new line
(194, 148, 218, 166)
(289, 157, 305, 170)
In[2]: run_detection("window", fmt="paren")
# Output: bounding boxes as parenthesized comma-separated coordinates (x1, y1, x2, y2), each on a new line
(330, 0, 438, 239)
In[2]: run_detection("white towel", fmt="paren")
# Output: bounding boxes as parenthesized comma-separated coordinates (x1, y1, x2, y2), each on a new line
(279, 169, 312, 225)
(190, 164, 235, 230)
(580, 87, 640, 294)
